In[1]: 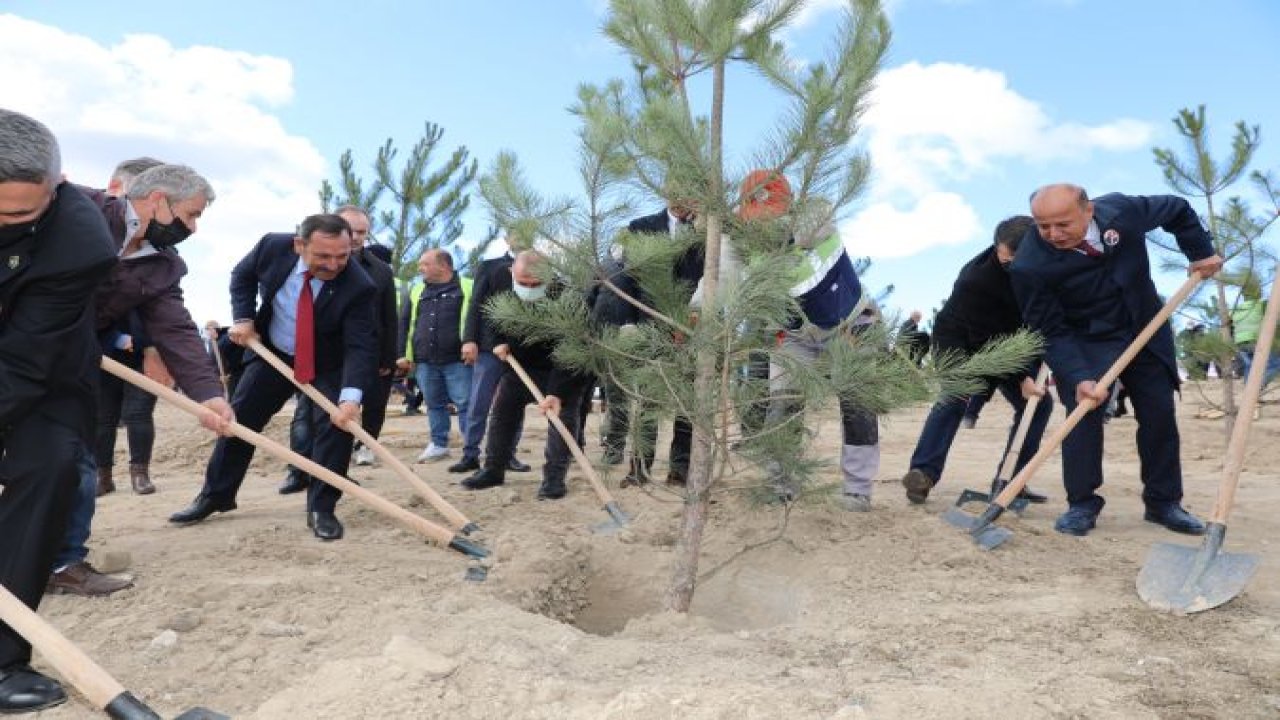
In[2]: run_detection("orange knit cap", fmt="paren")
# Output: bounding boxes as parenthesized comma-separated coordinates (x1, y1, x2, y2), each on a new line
(738, 169, 793, 220)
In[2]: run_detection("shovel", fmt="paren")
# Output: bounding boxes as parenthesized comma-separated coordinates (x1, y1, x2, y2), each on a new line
(951, 364, 1053, 516)
(946, 273, 1204, 549)
(1136, 264, 1278, 613)
(248, 339, 479, 535)
(0, 584, 225, 719)
(203, 321, 230, 398)
(101, 357, 488, 559)
(505, 355, 632, 532)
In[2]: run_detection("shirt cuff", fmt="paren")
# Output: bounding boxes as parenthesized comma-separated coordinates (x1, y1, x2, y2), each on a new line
(339, 388, 363, 405)
(114, 334, 132, 351)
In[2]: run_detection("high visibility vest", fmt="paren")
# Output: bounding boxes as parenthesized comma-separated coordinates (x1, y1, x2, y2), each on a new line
(404, 275, 472, 363)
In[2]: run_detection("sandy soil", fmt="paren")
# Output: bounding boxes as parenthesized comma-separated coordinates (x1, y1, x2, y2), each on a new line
(31, 379, 1280, 719)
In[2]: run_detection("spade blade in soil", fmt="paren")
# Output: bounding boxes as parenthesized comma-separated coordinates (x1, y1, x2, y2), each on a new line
(1137, 523, 1259, 615)
(942, 504, 1014, 550)
(105, 692, 228, 719)
(953, 488, 1029, 516)
(591, 501, 632, 534)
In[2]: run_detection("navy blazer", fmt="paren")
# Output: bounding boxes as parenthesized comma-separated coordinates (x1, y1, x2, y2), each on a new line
(230, 232, 378, 395)
(1010, 193, 1214, 390)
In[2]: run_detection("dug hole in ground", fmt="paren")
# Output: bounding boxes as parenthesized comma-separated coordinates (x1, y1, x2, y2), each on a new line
(37, 380, 1280, 718)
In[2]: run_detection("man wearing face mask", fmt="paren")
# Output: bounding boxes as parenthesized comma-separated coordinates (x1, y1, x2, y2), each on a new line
(0, 108, 118, 714)
(82, 164, 232, 423)
(899, 215, 1054, 506)
(460, 251, 591, 500)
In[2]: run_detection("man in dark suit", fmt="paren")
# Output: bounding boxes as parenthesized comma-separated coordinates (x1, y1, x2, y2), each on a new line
(453, 232, 532, 475)
(169, 214, 377, 540)
(279, 205, 397, 492)
(619, 200, 701, 486)
(900, 215, 1052, 505)
(0, 109, 118, 713)
(1010, 183, 1223, 536)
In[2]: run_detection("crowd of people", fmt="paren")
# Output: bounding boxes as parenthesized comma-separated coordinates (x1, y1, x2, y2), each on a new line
(0, 106, 1228, 714)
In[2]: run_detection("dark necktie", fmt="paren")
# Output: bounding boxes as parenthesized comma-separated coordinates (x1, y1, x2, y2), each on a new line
(294, 271, 316, 384)
(1075, 240, 1101, 257)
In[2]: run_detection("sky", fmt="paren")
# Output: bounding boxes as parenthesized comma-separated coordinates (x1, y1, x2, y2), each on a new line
(3, 0, 1278, 326)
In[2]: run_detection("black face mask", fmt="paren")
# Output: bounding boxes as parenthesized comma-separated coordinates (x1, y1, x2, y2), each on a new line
(0, 222, 37, 246)
(143, 199, 193, 249)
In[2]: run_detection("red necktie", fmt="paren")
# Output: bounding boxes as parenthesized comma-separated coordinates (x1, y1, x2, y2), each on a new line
(1075, 240, 1101, 257)
(294, 271, 316, 384)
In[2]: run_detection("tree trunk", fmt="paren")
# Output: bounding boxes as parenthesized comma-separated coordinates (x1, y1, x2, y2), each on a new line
(664, 58, 726, 614)
(1204, 195, 1237, 439)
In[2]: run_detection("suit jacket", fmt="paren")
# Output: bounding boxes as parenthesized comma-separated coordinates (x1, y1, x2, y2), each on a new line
(230, 233, 378, 395)
(628, 208, 704, 289)
(934, 246, 1024, 354)
(355, 249, 398, 371)
(0, 182, 117, 439)
(1010, 193, 1214, 391)
(462, 254, 513, 351)
(78, 186, 224, 403)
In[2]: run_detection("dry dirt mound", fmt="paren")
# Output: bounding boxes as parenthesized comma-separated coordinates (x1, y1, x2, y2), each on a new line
(34, 386, 1280, 718)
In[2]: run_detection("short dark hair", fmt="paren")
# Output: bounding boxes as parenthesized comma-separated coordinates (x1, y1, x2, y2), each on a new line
(298, 213, 352, 243)
(994, 215, 1034, 252)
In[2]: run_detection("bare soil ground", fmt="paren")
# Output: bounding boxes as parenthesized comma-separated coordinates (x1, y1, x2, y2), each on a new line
(33, 379, 1280, 718)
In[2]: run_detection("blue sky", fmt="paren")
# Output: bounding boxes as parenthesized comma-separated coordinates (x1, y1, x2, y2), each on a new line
(3, 0, 1277, 325)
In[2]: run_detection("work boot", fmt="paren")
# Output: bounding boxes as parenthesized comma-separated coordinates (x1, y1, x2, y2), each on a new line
(537, 476, 567, 500)
(129, 463, 155, 495)
(46, 562, 133, 596)
(901, 468, 935, 505)
(95, 466, 115, 497)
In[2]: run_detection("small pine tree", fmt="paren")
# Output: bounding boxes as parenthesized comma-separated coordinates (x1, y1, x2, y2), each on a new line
(1152, 106, 1278, 434)
(481, 0, 1040, 612)
(319, 122, 478, 280)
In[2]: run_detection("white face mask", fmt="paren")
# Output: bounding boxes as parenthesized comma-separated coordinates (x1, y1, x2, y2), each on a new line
(512, 282, 547, 303)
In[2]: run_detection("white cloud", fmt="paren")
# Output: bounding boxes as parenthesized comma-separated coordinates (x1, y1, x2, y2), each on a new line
(847, 60, 1154, 258)
(841, 191, 981, 258)
(0, 14, 325, 325)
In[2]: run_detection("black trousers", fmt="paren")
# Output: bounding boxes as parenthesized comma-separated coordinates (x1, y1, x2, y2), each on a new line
(600, 376, 691, 473)
(202, 356, 352, 513)
(95, 350, 157, 467)
(289, 374, 393, 477)
(0, 415, 83, 667)
(1058, 347, 1183, 513)
(483, 368, 588, 483)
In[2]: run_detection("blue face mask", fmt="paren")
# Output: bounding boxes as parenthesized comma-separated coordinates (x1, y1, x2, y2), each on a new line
(512, 282, 547, 303)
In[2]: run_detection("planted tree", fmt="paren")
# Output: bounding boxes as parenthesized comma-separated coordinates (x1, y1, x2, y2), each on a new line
(1153, 106, 1279, 432)
(481, 0, 1038, 611)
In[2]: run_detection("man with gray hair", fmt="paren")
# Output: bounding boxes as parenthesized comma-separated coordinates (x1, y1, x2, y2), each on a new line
(105, 156, 163, 197)
(0, 108, 118, 713)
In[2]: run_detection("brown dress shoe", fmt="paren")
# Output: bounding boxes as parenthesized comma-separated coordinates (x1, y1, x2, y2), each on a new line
(129, 463, 155, 495)
(95, 467, 115, 497)
(46, 562, 133, 597)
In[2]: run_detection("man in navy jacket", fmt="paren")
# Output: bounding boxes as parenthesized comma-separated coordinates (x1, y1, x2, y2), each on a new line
(1010, 184, 1222, 536)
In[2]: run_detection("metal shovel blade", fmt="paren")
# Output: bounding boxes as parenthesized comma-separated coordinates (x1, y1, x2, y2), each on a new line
(1137, 523, 1260, 615)
(591, 501, 632, 534)
(174, 709, 231, 720)
(447, 536, 491, 559)
(941, 504, 1014, 551)
(954, 488, 1030, 516)
(105, 691, 228, 719)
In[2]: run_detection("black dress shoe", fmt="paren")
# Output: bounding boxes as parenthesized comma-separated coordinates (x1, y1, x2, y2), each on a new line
(1054, 507, 1098, 536)
(0, 665, 66, 714)
(537, 477, 567, 500)
(169, 493, 237, 525)
(278, 472, 310, 495)
(506, 457, 532, 473)
(448, 457, 481, 474)
(461, 468, 506, 490)
(1144, 504, 1206, 535)
(307, 511, 344, 541)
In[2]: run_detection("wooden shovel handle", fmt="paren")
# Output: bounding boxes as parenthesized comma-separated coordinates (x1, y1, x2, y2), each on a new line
(0, 584, 126, 709)
(247, 339, 473, 531)
(1212, 260, 1280, 523)
(504, 355, 618, 506)
(204, 321, 230, 398)
(100, 356, 459, 548)
(993, 273, 1205, 507)
(993, 364, 1052, 480)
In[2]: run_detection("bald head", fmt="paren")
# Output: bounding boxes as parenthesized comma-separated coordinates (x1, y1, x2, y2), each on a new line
(511, 250, 547, 284)
(416, 248, 454, 283)
(1030, 183, 1094, 250)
